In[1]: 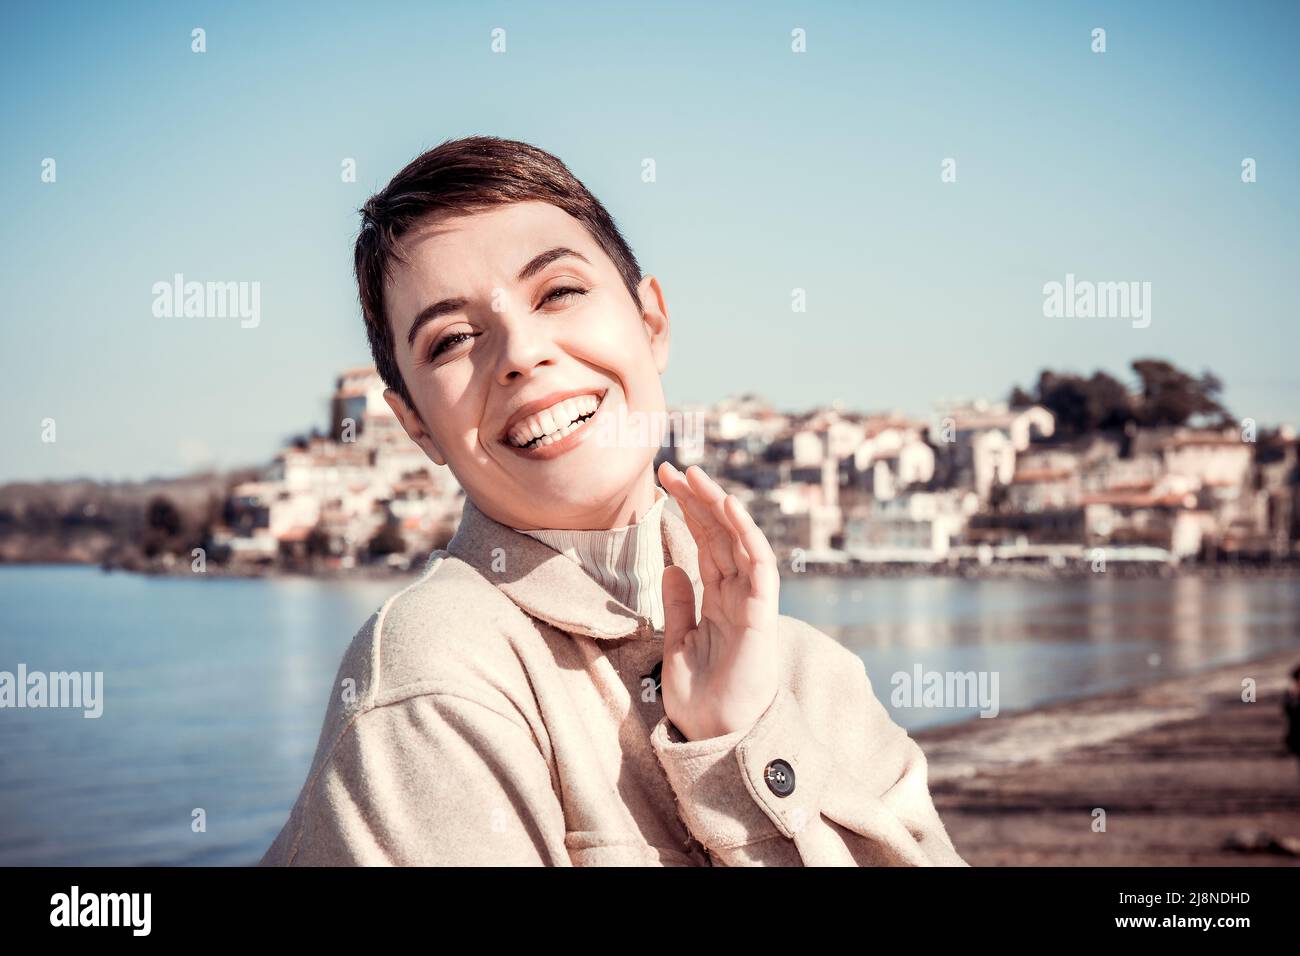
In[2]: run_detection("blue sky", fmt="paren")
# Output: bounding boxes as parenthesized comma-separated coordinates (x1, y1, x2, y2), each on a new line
(2, 0, 1297, 481)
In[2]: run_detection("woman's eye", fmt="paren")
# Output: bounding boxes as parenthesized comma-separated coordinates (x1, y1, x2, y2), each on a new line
(429, 330, 477, 361)
(539, 285, 588, 308)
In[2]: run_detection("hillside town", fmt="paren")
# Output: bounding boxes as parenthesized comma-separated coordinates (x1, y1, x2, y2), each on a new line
(204, 364, 1300, 575)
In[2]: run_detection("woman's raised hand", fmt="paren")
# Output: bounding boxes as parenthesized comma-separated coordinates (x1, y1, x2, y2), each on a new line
(655, 460, 781, 742)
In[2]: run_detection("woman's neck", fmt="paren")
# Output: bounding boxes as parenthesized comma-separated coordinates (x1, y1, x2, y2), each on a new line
(579, 468, 661, 530)
(514, 483, 669, 630)
(509, 468, 659, 532)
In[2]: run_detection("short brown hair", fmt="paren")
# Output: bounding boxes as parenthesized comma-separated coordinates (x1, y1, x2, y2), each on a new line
(354, 135, 644, 410)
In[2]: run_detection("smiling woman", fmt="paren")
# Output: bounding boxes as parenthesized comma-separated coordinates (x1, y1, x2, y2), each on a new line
(368, 197, 672, 533)
(258, 135, 967, 869)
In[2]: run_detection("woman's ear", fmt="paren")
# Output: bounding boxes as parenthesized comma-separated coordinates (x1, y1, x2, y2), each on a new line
(637, 274, 670, 374)
(382, 387, 447, 467)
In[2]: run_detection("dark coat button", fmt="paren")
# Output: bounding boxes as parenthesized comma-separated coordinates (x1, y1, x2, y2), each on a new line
(763, 758, 795, 797)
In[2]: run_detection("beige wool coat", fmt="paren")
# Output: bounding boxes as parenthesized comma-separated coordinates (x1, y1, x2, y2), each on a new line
(259, 494, 969, 866)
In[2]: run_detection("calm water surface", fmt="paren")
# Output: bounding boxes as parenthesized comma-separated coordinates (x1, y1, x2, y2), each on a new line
(1, 565, 1297, 865)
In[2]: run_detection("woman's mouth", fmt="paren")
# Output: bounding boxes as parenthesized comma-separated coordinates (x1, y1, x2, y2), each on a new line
(502, 390, 606, 459)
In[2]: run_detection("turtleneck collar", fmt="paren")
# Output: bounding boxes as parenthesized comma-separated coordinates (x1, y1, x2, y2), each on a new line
(512, 485, 669, 632)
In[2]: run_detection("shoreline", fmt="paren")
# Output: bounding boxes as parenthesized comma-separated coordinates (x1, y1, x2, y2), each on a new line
(917, 646, 1300, 866)
(3, 556, 1300, 583)
(778, 559, 1300, 581)
(0, 557, 424, 582)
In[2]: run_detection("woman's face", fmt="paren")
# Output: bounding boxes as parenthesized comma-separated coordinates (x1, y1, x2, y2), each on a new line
(382, 201, 671, 530)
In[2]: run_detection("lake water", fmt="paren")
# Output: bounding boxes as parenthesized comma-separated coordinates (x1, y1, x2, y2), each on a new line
(1, 565, 1298, 865)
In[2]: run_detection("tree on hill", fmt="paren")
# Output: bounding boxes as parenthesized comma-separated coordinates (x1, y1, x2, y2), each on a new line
(1024, 369, 1134, 438)
(1009, 359, 1231, 438)
(1131, 359, 1229, 427)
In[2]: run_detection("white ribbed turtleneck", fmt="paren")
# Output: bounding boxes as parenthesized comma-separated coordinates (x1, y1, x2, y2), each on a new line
(515, 485, 668, 632)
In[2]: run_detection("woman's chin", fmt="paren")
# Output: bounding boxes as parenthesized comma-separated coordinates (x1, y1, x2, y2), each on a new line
(521, 471, 650, 527)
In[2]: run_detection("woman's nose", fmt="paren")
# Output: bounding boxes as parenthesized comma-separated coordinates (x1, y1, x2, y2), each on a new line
(494, 308, 558, 385)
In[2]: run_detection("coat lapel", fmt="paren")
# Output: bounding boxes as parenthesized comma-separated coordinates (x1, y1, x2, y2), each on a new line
(445, 492, 704, 641)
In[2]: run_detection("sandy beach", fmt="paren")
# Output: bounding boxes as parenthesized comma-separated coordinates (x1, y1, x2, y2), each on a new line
(917, 648, 1300, 866)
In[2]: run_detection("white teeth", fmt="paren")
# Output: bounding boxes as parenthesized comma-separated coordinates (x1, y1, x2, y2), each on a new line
(508, 393, 602, 448)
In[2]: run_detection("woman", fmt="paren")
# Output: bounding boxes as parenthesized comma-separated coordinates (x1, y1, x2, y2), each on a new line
(260, 136, 967, 866)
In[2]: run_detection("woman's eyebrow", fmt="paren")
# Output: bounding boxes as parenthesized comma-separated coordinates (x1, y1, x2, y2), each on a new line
(516, 246, 591, 282)
(406, 297, 468, 349)
(404, 247, 591, 350)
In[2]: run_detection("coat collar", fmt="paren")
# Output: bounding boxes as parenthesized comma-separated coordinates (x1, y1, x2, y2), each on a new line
(445, 490, 703, 641)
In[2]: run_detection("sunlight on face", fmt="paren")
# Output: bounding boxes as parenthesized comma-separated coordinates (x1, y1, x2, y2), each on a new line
(383, 201, 671, 530)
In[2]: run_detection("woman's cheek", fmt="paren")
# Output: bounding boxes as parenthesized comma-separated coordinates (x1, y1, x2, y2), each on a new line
(568, 310, 648, 377)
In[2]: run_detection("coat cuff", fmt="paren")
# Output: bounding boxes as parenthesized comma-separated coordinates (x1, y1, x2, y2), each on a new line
(648, 686, 832, 850)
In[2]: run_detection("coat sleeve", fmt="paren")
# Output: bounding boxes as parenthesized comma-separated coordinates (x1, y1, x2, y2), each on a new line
(262, 692, 570, 866)
(648, 658, 969, 867)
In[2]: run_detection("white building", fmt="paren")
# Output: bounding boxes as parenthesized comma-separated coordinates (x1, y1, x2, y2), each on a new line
(933, 402, 1055, 502)
(843, 490, 979, 562)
